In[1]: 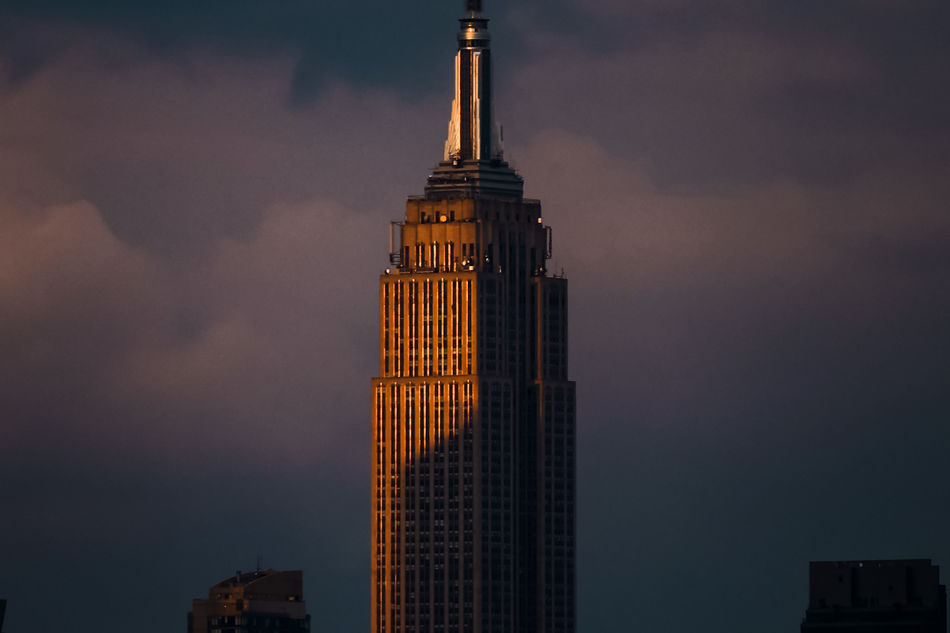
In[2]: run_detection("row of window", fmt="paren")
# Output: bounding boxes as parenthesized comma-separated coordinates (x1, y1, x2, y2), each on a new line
(382, 279, 474, 377)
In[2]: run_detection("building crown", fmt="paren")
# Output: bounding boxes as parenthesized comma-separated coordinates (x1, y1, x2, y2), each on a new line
(427, 0, 523, 200)
(444, 0, 499, 163)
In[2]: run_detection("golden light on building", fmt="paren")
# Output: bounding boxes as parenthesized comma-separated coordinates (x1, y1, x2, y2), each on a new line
(372, 2, 575, 632)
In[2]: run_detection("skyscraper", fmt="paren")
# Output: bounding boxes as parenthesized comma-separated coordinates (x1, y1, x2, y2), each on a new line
(371, 2, 576, 633)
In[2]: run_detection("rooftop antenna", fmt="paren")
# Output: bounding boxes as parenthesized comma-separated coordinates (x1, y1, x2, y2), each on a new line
(466, 0, 482, 14)
(256, 553, 263, 572)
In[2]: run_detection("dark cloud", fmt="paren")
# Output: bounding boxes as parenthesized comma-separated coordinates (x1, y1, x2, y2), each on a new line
(0, 0, 465, 98)
(851, 232, 950, 274)
(501, 0, 950, 187)
(0, 46, 449, 253)
(1, 2, 949, 633)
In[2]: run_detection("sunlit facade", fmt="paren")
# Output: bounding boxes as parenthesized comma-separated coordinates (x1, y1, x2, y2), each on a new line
(371, 2, 575, 633)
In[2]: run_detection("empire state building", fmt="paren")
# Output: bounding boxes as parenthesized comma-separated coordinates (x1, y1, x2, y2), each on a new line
(372, 2, 576, 633)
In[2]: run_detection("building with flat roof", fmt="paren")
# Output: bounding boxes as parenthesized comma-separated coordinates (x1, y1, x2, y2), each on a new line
(187, 569, 310, 633)
(801, 559, 947, 632)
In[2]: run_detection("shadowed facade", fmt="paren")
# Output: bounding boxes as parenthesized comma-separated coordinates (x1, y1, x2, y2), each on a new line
(371, 3, 576, 633)
(801, 560, 947, 633)
(187, 569, 310, 633)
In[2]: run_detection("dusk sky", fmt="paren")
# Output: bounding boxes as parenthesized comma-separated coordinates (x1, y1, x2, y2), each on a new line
(2, 1, 949, 631)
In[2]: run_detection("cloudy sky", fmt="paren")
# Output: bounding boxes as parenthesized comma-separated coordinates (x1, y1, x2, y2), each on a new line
(1, 1, 949, 631)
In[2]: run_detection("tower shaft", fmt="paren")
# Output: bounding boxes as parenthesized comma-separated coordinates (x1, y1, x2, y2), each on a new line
(444, 11, 495, 163)
(372, 4, 575, 633)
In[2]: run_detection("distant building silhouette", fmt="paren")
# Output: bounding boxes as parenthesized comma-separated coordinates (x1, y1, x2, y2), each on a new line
(802, 559, 946, 632)
(0, 598, 6, 633)
(187, 569, 310, 633)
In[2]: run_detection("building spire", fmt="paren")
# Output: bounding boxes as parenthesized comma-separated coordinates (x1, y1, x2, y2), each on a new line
(427, 0, 522, 199)
(444, 0, 499, 163)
